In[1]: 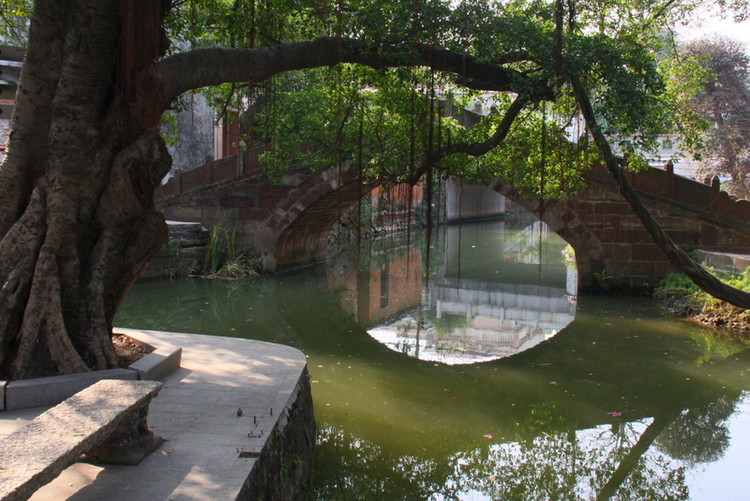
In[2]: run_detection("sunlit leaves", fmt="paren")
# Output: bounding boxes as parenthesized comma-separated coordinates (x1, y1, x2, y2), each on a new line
(156, 0, 750, 197)
(442, 99, 594, 198)
(0, 0, 31, 44)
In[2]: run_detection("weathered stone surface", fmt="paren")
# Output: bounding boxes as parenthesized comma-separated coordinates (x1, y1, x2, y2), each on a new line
(85, 404, 164, 465)
(141, 221, 208, 280)
(165, 220, 209, 248)
(0, 379, 161, 501)
(157, 152, 750, 290)
(4, 368, 138, 411)
(696, 250, 750, 275)
(239, 368, 315, 501)
(128, 345, 182, 381)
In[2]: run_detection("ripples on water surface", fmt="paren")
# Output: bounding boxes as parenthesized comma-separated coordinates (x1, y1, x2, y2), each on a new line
(116, 220, 750, 500)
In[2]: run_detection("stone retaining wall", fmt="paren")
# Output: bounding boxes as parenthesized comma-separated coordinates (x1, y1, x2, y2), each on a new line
(239, 367, 316, 501)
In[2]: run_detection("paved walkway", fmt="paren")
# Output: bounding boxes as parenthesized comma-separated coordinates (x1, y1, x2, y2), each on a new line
(0, 329, 308, 501)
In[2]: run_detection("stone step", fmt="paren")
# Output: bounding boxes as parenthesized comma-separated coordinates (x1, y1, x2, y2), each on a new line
(165, 220, 209, 248)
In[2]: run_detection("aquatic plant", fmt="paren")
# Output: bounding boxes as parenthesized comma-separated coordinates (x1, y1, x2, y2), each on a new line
(203, 224, 261, 279)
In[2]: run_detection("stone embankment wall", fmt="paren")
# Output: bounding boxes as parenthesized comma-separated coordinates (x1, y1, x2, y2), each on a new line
(239, 368, 316, 501)
(141, 221, 209, 280)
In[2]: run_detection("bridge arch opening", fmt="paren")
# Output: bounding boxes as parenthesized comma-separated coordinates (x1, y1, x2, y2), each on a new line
(272, 171, 584, 281)
(314, 180, 579, 365)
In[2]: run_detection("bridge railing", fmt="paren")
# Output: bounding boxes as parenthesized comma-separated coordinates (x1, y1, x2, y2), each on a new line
(156, 137, 750, 234)
(156, 144, 276, 199)
(586, 161, 750, 225)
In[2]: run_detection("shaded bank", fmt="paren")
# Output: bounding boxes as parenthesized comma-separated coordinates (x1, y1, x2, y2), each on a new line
(655, 271, 750, 334)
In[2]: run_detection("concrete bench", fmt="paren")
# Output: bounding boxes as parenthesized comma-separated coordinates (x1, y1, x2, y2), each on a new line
(0, 379, 162, 501)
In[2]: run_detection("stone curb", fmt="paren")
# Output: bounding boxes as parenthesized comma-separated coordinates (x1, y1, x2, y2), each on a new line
(0, 330, 181, 412)
(128, 343, 182, 381)
(115, 328, 182, 381)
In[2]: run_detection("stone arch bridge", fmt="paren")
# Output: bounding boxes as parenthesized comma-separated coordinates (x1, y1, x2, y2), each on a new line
(155, 154, 750, 291)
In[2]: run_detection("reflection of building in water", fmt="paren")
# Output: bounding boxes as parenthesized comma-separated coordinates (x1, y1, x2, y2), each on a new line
(328, 206, 578, 365)
(327, 247, 423, 325)
(370, 277, 576, 364)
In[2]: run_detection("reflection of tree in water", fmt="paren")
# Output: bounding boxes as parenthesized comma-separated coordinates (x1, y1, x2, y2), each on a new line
(312, 426, 445, 500)
(656, 395, 737, 465)
(312, 402, 697, 501)
(309, 339, 748, 499)
(451, 407, 689, 501)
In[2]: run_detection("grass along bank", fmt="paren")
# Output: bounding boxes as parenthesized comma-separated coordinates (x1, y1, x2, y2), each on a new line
(655, 268, 750, 333)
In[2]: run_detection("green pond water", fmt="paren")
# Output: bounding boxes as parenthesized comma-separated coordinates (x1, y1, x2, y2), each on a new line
(116, 219, 750, 500)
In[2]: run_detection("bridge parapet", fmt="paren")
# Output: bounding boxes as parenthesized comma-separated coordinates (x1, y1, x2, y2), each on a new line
(587, 162, 750, 231)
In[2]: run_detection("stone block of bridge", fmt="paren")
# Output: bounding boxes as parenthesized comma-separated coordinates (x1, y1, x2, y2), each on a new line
(156, 153, 750, 291)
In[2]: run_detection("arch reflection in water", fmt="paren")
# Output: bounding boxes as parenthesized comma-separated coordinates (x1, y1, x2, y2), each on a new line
(328, 218, 577, 364)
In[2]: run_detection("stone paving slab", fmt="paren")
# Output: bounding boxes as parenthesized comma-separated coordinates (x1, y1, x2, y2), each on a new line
(4, 369, 139, 411)
(0, 329, 308, 501)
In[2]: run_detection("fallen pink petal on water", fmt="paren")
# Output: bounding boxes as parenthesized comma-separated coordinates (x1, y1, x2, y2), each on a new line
(550, 381, 558, 385)
(607, 411, 621, 417)
(484, 434, 493, 439)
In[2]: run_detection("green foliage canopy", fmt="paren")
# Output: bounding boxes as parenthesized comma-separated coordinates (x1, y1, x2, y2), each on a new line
(155, 0, 749, 199)
(6, 0, 750, 197)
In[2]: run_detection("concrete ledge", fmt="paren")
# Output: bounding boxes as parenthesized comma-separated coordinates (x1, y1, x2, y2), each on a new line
(128, 345, 182, 381)
(2, 331, 181, 412)
(239, 367, 315, 500)
(116, 328, 182, 381)
(11, 331, 313, 500)
(5, 369, 138, 411)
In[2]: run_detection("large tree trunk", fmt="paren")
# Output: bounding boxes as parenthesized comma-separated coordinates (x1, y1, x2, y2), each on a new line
(0, 0, 171, 380)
